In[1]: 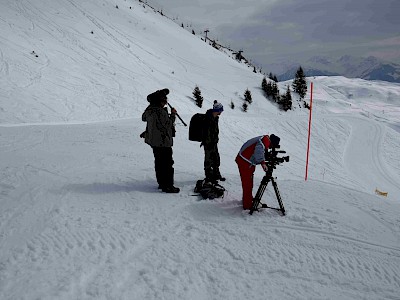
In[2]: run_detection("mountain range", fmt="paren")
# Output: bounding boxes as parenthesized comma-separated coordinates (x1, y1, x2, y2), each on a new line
(276, 55, 400, 83)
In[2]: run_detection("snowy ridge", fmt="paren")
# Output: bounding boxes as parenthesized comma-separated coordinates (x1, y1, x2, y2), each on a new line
(277, 56, 400, 83)
(1, 0, 400, 299)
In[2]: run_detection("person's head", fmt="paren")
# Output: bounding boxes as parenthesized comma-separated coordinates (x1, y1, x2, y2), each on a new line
(269, 134, 280, 148)
(159, 98, 167, 107)
(157, 88, 169, 106)
(212, 101, 223, 117)
(147, 88, 169, 106)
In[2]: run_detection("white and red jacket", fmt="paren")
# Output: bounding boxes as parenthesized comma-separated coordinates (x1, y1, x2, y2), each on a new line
(237, 135, 271, 166)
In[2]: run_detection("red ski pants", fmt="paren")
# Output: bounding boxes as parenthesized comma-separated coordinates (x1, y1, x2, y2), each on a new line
(235, 155, 256, 210)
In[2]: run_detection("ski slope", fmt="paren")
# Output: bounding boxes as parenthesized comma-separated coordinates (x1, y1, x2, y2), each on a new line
(1, 0, 400, 299)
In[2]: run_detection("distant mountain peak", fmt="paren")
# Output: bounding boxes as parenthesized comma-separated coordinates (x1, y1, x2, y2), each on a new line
(308, 56, 333, 65)
(277, 55, 400, 83)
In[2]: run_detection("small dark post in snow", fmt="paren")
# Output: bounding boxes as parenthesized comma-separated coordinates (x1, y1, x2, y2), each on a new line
(204, 29, 209, 42)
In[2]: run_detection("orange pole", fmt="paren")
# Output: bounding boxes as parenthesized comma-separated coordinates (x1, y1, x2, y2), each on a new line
(305, 82, 313, 181)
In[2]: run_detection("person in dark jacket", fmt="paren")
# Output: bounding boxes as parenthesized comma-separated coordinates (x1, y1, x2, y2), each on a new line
(202, 101, 225, 183)
(142, 89, 180, 193)
(235, 134, 280, 209)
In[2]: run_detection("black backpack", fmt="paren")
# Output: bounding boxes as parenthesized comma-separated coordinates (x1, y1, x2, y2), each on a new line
(188, 113, 206, 142)
(194, 179, 225, 200)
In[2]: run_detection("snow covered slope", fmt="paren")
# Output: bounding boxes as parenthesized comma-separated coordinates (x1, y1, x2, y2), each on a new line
(1, 0, 399, 299)
(0, 0, 268, 124)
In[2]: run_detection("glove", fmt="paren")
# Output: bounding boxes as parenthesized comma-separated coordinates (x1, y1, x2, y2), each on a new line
(261, 162, 268, 172)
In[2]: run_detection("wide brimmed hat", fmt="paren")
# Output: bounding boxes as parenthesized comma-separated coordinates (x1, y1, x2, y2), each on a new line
(147, 88, 170, 103)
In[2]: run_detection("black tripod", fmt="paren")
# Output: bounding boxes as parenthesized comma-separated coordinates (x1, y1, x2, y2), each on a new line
(249, 170, 286, 216)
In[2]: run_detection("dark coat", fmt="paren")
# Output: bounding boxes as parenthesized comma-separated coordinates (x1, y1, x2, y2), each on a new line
(142, 104, 176, 147)
(202, 109, 219, 148)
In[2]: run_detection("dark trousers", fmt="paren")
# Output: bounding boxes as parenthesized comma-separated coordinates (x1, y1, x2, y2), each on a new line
(204, 144, 221, 181)
(152, 147, 174, 188)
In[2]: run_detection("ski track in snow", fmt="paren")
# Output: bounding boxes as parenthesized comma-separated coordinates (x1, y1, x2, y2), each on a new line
(341, 114, 400, 199)
(0, 118, 400, 299)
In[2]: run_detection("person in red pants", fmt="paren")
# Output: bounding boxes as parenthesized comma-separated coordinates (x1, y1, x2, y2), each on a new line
(235, 134, 280, 210)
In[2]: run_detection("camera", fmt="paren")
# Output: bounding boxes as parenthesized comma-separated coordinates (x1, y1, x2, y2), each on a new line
(265, 147, 289, 170)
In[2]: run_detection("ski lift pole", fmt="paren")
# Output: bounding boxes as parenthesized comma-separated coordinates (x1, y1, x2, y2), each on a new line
(167, 102, 187, 126)
(305, 82, 313, 181)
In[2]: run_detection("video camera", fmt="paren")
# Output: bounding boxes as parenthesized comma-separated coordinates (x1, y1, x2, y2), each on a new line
(264, 145, 289, 171)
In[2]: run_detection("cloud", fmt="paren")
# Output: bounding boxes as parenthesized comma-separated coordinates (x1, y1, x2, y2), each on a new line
(147, 0, 400, 68)
(366, 36, 400, 47)
(212, 0, 400, 65)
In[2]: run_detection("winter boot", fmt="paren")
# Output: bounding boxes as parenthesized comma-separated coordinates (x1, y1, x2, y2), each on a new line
(162, 186, 180, 193)
(216, 175, 226, 181)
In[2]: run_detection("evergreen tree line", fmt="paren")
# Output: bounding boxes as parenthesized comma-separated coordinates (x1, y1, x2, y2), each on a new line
(191, 66, 308, 112)
(261, 77, 292, 111)
(261, 66, 308, 111)
(192, 85, 252, 112)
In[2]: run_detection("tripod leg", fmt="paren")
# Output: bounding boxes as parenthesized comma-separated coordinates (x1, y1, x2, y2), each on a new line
(250, 176, 270, 215)
(271, 178, 285, 215)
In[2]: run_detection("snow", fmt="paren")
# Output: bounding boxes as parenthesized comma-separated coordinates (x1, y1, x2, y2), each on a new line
(1, 0, 400, 299)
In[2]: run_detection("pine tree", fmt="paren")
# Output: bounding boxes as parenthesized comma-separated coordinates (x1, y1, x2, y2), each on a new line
(292, 66, 307, 99)
(280, 86, 292, 111)
(192, 85, 203, 108)
(230, 100, 235, 109)
(268, 73, 278, 82)
(265, 81, 273, 97)
(244, 89, 252, 104)
(242, 102, 248, 112)
(268, 72, 274, 81)
(261, 77, 268, 93)
(271, 82, 279, 102)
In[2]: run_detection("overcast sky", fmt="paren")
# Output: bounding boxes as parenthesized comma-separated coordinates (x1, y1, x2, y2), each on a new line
(146, 0, 400, 73)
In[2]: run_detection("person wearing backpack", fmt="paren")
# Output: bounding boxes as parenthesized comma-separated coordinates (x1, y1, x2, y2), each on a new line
(142, 89, 180, 193)
(235, 134, 280, 209)
(202, 101, 225, 183)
